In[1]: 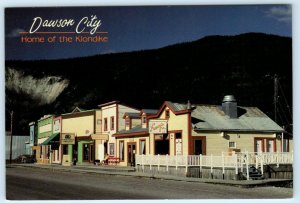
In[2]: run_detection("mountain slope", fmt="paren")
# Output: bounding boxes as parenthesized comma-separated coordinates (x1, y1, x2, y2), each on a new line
(5, 32, 292, 134)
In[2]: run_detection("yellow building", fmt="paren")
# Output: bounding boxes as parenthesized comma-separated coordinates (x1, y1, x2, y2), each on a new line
(98, 101, 140, 158)
(60, 107, 105, 165)
(113, 109, 158, 166)
(114, 96, 291, 166)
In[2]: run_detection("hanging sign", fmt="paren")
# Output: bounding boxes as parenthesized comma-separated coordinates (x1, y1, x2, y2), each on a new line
(61, 133, 75, 145)
(149, 120, 167, 133)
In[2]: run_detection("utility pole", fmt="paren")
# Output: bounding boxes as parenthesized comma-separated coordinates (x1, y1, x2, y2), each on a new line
(274, 74, 278, 122)
(9, 110, 14, 164)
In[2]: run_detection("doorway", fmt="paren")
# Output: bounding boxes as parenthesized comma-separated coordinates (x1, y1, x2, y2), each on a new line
(82, 143, 94, 163)
(127, 143, 136, 166)
(193, 137, 206, 155)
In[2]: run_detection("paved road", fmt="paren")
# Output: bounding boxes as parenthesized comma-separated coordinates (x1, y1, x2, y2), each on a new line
(6, 166, 292, 200)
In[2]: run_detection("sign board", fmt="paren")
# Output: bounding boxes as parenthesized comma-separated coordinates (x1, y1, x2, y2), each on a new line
(176, 139, 182, 155)
(61, 133, 75, 145)
(53, 119, 61, 133)
(149, 120, 167, 134)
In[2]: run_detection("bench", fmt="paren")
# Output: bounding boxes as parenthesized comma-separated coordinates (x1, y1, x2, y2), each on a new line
(108, 157, 120, 165)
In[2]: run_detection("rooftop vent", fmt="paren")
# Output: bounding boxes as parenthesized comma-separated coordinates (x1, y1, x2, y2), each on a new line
(222, 95, 237, 119)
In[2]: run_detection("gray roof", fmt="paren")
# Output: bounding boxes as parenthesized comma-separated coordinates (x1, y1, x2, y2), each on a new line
(165, 101, 187, 111)
(114, 125, 148, 135)
(124, 112, 141, 118)
(192, 105, 283, 132)
(142, 109, 158, 115)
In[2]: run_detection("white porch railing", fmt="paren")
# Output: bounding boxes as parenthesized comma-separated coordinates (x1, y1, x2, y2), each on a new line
(136, 152, 293, 180)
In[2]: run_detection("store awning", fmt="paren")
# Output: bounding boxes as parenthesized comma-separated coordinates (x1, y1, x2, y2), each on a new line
(42, 133, 60, 145)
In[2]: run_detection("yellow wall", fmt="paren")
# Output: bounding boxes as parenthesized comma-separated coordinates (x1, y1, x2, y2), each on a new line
(95, 110, 102, 133)
(192, 131, 278, 155)
(62, 115, 94, 136)
(149, 107, 189, 155)
(116, 136, 149, 166)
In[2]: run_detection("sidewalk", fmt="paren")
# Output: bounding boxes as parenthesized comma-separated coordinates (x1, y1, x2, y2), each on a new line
(7, 163, 292, 188)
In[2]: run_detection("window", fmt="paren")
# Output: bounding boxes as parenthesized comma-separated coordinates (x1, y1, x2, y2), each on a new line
(104, 117, 108, 131)
(142, 116, 147, 124)
(119, 141, 124, 161)
(165, 109, 170, 119)
(110, 116, 114, 130)
(155, 134, 169, 155)
(229, 141, 236, 148)
(139, 140, 146, 155)
(109, 143, 115, 155)
(125, 118, 130, 127)
(282, 139, 289, 152)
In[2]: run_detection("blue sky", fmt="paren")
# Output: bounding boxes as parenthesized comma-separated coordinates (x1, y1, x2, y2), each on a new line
(5, 5, 292, 60)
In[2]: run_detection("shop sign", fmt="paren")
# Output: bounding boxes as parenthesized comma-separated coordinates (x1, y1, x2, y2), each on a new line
(176, 139, 182, 155)
(61, 133, 75, 145)
(53, 119, 61, 133)
(149, 120, 167, 133)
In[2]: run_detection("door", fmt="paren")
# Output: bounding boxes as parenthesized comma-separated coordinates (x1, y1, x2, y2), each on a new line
(127, 143, 136, 166)
(194, 140, 203, 155)
(83, 144, 89, 162)
(89, 144, 94, 162)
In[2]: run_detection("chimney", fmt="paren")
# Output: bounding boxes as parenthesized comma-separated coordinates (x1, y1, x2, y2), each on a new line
(222, 95, 237, 119)
(187, 100, 191, 110)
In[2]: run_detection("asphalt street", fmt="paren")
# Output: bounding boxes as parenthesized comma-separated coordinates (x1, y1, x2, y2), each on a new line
(6, 166, 293, 200)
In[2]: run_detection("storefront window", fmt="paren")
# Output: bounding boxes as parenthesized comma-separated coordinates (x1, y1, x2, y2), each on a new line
(155, 134, 169, 155)
(109, 143, 114, 155)
(139, 140, 146, 155)
(119, 141, 124, 161)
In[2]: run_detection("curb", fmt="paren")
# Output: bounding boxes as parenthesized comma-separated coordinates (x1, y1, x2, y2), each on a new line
(7, 164, 292, 188)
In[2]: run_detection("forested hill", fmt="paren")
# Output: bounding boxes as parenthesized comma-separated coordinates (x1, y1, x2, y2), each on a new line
(5, 32, 292, 134)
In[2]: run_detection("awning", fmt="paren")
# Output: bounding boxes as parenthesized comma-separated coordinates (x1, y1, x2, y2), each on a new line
(42, 133, 60, 145)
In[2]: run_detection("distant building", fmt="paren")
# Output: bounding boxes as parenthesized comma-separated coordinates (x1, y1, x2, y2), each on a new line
(5, 132, 30, 160)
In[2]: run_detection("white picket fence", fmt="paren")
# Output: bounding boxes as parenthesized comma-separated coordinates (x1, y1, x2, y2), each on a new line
(136, 152, 293, 180)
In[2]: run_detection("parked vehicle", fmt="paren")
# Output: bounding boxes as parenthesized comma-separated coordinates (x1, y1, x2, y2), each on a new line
(15, 154, 36, 163)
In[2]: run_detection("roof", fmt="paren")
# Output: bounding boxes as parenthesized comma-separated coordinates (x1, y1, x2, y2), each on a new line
(141, 109, 159, 115)
(192, 105, 283, 132)
(71, 106, 86, 113)
(113, 125, 148, 137)
(98, 101, 120, 107)
(123, 112, 141, 119)
(165, 101, 188, 111)
(148, 101, 191, 119)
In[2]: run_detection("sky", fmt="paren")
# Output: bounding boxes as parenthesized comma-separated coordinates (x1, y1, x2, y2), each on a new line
(4, 5, 292, 60)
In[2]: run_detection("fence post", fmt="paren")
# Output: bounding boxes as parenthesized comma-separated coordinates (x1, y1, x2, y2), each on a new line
(222, 152, 225, 179)
(255, 155, 258, 169)
(158, 154, 160, 171)
(235, 154, 238, 175)
(246, 151, 249, 180)
(200, 154, 202, 175)
(210, 154, 213, 179)
(261, 156, 264, 175)
(276, 151, 279, 167)
(185, 155, 188, 173)
(166, 154, 169, 172)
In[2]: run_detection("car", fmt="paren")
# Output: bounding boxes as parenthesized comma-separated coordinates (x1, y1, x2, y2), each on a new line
(15, 154, 36, 163)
